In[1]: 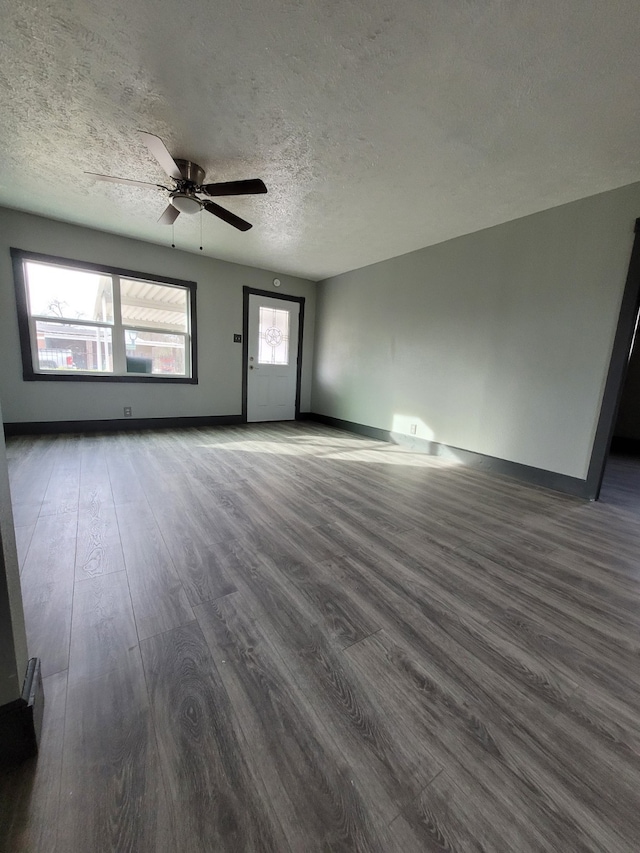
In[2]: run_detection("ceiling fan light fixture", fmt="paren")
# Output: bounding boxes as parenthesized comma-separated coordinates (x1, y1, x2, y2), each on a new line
(170, 193, 202, 214)
(88, 133, 265, 231)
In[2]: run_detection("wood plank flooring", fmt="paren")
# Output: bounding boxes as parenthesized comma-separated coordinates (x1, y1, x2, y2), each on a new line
(2, 423, 640, 851)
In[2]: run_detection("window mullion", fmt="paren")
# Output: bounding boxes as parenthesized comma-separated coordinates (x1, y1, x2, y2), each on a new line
(30, 315, 112, 330)
(112, 275, 126, 374)
(29, 315, 40, 371)
(184, 335, 191, 376)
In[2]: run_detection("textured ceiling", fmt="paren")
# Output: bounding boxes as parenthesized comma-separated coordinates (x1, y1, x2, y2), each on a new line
(1, 0, 640, 280)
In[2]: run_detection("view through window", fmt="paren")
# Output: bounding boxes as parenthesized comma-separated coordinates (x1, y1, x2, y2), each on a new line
(12, 250, 196, 382)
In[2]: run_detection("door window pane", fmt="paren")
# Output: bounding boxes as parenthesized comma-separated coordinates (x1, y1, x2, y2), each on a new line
(258, 307, 290, 365)
(124, 329, 186, 375)
(120, 278, 188, 332)
(26, 262, 113, 323)
(35, 321, 113, 372)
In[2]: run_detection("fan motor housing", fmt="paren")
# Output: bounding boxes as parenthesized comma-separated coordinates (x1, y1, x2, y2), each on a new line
(170, 159, 206, 214)
(174, 159, 205, 186)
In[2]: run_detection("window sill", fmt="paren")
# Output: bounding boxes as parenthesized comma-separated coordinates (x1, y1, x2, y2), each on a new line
(23, 372, 197, 384)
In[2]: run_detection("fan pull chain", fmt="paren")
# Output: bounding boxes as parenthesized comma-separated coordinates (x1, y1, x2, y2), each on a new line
(171, 222, 175, 249)
(200, 209, 203, 251)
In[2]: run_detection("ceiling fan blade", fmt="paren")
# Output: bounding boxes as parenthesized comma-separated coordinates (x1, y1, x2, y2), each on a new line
(203, 201, 252, 231)
(85, 172, 163, 189)
(158, 204, 180, 225)
(201, 178, 267, 197)
(138, 131, 182, 181)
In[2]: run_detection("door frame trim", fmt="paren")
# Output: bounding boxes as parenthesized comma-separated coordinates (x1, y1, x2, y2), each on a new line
(586, 217, 640, 499)
(242, 287, 306, 423)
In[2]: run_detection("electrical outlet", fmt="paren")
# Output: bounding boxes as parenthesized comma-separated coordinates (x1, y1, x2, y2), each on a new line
(124, 407, 132, 417)
(410, 424, 417, 435)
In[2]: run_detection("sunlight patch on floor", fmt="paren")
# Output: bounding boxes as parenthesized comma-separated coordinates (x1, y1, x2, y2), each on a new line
(194, 430, 460, 469)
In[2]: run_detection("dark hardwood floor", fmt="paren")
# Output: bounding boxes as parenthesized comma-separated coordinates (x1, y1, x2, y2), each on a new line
(1, 423, 640, 852)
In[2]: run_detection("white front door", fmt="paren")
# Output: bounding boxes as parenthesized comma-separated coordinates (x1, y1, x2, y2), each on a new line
(247, 294, 300, 422)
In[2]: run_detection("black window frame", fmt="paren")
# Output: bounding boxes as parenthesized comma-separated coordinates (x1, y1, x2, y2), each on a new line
(11, 248, 198, 384)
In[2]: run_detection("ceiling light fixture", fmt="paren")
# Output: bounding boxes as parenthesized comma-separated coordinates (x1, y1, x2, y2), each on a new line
(170, 193, 202, 215)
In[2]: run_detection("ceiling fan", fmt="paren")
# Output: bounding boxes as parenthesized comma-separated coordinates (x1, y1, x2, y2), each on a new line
(86, 131, 267, 231)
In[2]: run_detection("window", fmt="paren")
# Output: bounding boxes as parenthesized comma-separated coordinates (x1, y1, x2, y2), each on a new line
(11, 249, 197, 383)
(258, 305, 290, 365)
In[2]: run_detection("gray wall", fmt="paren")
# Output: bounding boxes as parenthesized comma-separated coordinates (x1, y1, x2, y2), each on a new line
(0, 207, 316, 424)
(312, 182, 640, 480)
(0, 398, 28, 705)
